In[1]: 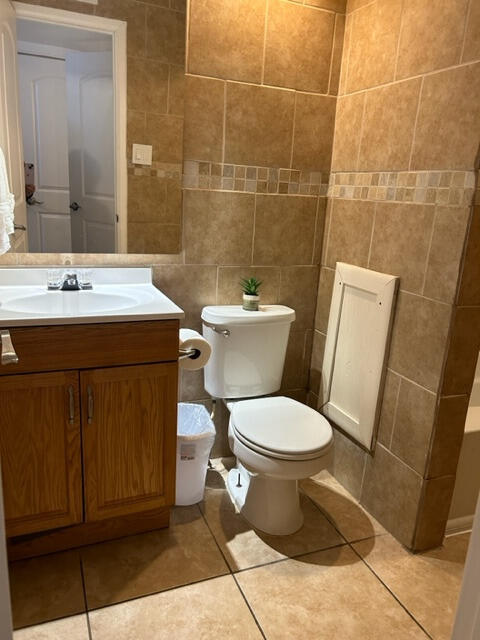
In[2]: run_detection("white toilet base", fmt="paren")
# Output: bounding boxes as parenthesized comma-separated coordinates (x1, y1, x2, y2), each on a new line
(227, 464, 304, 536)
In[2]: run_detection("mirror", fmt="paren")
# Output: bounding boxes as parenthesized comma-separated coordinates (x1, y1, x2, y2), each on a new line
(15, 5, 185, 255)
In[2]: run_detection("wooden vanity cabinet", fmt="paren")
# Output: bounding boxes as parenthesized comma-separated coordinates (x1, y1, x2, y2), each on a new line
(81, 363, 177, 522)
(0, 370, 82, 537)
(0, 320, 179, 559)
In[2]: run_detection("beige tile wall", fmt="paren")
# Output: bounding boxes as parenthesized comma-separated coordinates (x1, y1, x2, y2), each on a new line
(311, 0, 480, 550)
(184, 0, 344, 173)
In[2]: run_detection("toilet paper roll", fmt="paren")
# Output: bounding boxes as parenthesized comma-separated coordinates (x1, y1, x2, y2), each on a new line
(179, 328, 212, 371)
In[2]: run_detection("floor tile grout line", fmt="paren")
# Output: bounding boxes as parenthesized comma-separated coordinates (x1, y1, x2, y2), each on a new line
(232, 573, 268, 640)
(303, 491, 349, 543)
(54, 505, 234, 621)
(347, 543, 434, 640)
(79, 557, 93, 640)
(295, 486, 390, 545)
(80, 508, 232, 615)
(196, 502, 234, 574)
(347, 532, 389, 544)
(280, 540, 349, 564)
(14, 611, 89, 635)
(197, 501, 268, 638)
(231, 539, 349, 577)
(82, 570, 232, 617)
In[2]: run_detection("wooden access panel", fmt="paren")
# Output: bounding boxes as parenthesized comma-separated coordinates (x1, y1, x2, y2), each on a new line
(81, 362, 177, 521)
(321, 262, 398, 450)
(0, 371, 82, 537)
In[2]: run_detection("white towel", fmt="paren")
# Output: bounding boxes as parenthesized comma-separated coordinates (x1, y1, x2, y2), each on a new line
(0, 146, 15, 254)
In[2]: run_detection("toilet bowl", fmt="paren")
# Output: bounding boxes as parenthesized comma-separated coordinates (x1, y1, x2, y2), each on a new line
(226, 396, 333, 535)
(201, 304, 333, 536)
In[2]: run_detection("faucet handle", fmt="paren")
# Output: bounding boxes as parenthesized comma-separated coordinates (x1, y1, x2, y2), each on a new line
(47, 269, 62, 290)
(78, 268, 93, 290)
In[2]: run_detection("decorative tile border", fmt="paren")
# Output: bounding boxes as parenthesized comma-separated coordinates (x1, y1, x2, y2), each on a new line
(130, 162, 478, 206)
(128, 161, 182, 180)
(328, 170, 477, 207)
(182, 160, 330, 195)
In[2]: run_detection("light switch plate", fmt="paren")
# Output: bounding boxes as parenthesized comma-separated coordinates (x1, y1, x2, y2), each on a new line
(132, 143, 153, 166)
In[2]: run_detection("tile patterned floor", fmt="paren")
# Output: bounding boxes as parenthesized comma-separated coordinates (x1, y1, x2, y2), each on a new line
(9, 460, 470, 640)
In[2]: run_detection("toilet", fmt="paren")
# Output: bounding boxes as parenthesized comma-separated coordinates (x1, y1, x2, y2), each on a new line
(201, 304, 333, 536)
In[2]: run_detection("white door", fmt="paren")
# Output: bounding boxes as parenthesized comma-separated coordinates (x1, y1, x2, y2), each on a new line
(66, 51, 115, 253)
(0, 0, 27, 254)
(17, 51, 72, 252)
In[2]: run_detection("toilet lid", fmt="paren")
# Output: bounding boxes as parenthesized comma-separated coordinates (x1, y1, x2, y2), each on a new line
(231, 396, 333, 460)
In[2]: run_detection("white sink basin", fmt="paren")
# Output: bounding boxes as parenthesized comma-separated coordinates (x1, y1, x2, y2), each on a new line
(0, 268, 184, 326)
(3, 290, 149, 315)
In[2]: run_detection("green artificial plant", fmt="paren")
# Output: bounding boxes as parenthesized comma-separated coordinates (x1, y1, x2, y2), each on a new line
(240, 277, 262, 296)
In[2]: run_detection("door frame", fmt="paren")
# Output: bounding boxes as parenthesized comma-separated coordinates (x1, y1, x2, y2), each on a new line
(13, 2, 128, 253)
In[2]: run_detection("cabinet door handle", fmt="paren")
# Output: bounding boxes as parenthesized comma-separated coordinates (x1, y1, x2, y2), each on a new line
(87, 385, 94, 424)
(0, 330, 19, 365)
(68, 385, 75, 424)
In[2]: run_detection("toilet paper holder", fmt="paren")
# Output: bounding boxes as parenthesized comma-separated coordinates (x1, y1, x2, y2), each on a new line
(179, 347, 201, 361)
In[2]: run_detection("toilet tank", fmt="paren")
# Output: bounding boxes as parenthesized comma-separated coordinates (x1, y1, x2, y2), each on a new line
(201, 305, 295, 399)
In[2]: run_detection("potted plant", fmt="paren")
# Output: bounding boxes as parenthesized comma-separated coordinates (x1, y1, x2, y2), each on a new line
(240, 277, 262, 311)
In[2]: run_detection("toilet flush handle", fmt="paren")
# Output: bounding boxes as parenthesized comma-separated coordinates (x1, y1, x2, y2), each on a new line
(203, 321, 230, 337)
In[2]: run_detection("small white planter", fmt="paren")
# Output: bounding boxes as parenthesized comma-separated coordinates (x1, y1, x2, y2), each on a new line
(242, 294, 260, 311)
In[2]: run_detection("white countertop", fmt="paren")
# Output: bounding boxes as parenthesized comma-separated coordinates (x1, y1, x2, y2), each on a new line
(0, 268, 184, 327)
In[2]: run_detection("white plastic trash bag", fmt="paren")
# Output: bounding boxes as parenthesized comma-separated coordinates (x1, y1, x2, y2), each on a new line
(175, 403, 216, 506)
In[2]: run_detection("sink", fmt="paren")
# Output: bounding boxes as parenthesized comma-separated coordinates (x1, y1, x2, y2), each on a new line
(0, 268, 184, 326)
(2, 290, 145, 315)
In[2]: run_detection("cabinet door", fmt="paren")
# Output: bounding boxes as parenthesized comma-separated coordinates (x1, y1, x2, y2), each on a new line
(0, 371, 82, 537)
(81, 363, 177, 521)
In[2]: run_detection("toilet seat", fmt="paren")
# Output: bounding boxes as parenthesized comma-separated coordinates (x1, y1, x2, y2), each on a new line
(231, 396, 333, 462)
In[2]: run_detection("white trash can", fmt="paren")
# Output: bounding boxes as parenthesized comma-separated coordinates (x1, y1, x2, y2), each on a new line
(175, 403, 216, 506)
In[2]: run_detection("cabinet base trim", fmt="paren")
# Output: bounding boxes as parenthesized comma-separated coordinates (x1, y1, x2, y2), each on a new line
(7, 507, 170, 561)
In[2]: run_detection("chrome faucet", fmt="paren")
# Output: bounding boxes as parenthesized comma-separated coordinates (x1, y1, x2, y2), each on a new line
(47, 270, 93, 290)
(61, 272, 81, 291)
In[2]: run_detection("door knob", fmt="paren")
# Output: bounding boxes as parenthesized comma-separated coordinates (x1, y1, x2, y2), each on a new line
(69, 202, 81, 211)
